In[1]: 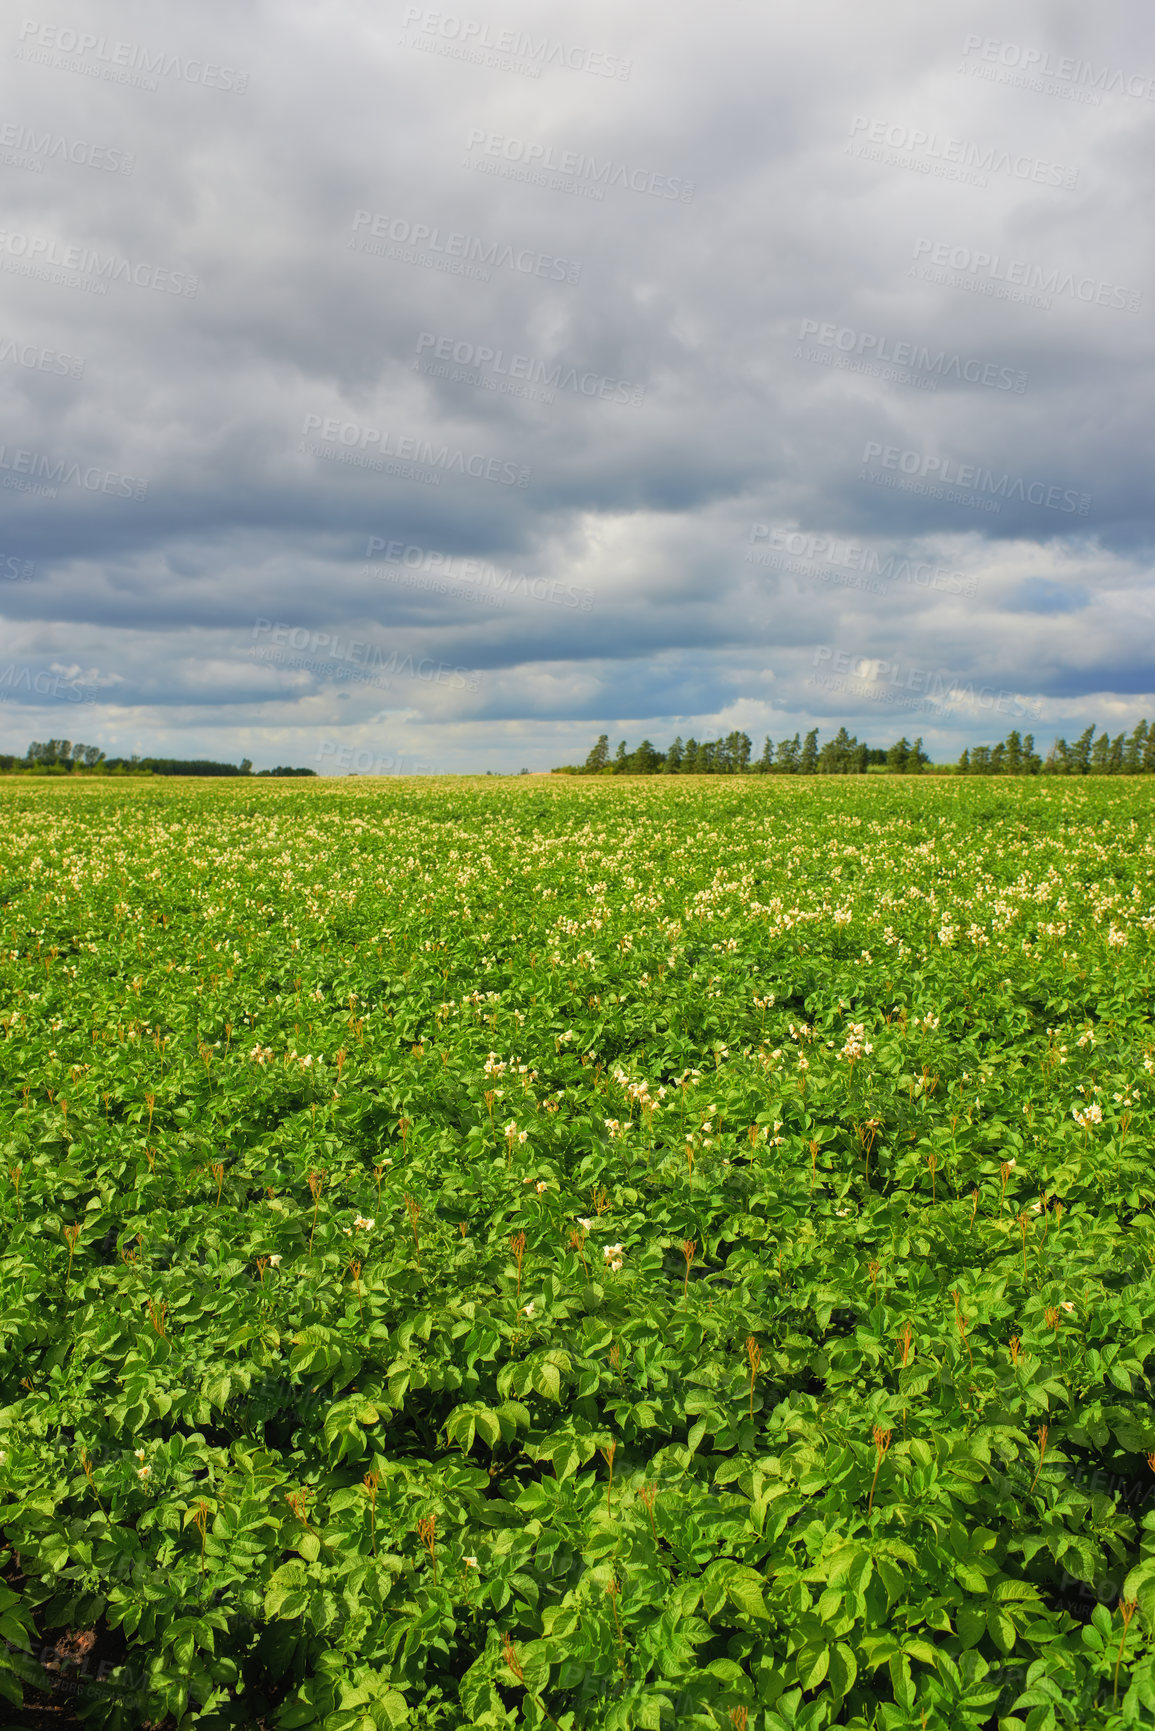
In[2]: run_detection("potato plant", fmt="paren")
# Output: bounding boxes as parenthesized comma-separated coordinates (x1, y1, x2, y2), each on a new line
(2, 775, 1155, 1729)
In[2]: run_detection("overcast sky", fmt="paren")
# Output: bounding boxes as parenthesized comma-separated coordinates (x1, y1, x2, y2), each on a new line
(0, 0, 1152, 771)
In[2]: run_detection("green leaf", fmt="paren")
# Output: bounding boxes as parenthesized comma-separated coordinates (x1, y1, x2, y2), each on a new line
(987, 1607, 1015, 1654)
(724, 1565, 769, 1622)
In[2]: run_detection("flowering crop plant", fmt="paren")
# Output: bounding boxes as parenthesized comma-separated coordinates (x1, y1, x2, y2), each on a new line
(1, 773, 1155, 1728)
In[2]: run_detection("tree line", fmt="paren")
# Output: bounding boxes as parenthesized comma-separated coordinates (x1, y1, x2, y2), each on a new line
(960, 722, 1155, 774)
(558, 723, 1155, 777)
(0, 741, 316, 776)
(556, 731, 931, 775)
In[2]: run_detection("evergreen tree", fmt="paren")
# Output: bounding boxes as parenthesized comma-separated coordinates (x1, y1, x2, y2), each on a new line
(758, 737, 775, 774)
(630, 740, 661, 774)
(1124, 721, 1148, 774)
(662, 737, 684, 774)
(613, 740, 629, 772)
(887, 737, 911, 773)
(799, 729, 819, 774)
(1070, 725, 1096, 774)
(584, 734, 609, 772)
(680, 738, 699, 773)
(957, 747, 971, 774)
(820, 726, 855, 774)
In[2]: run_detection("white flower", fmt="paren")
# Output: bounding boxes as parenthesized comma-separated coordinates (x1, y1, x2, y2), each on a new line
(464, 1555, 479, 1568)
(577, 1217, 593, 1230)
(1060, 1301, 1075, 1313)
(354, 1215, 375, 1230)
(134, 1448, 146, 1461)
(268, 1254, 282, 1266)
(137, 1466, 150, 1479)
(524, 1301, 535, 1317)
(535, 1181, 548, 1194)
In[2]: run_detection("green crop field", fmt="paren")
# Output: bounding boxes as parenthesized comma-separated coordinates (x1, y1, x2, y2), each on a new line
(3, 775, 1155, 1731)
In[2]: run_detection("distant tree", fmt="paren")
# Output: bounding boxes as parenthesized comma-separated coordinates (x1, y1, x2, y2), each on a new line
(1124, 721, 1148, 774)
(777, 734, 801, 774)
(662, 736, 683, 774)
(584, 734, 610, 772)
(680, 737, 699, 773)
(799, 729, 819, 774)
(1070, 725, 1096, 775)
(1003, 730, 1022, 774)
(613, 740, 628, 771)
(887, 737, 912, 773)
(957, 747, 971, 774)
(1045, 737, 1069, 774)
(758, 737, 775, 774)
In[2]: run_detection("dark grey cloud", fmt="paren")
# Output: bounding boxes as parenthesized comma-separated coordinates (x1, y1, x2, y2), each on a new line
(1, 0, 1153, 771)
